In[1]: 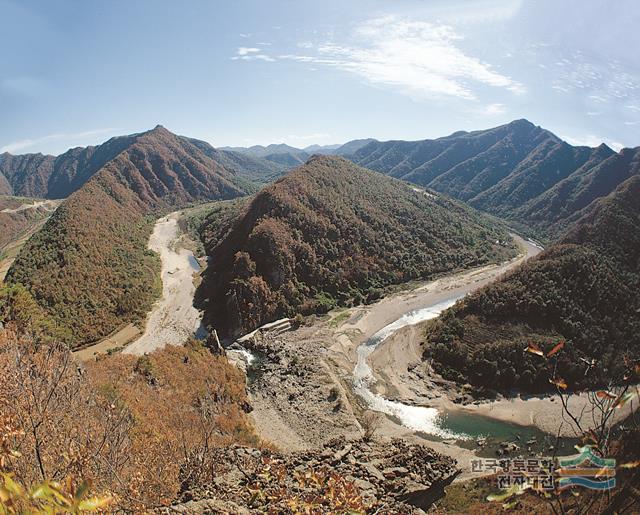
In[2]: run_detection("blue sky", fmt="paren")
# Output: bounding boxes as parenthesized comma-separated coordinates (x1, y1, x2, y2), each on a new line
(1, 0, 639, 155)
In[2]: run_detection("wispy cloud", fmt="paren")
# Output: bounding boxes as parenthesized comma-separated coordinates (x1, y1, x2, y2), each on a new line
(232, 16, 524, 101)
(552, 52, 640, 105)
(1, 128, 119, 154)
(483, 103, 507, 115)
(231, 47, 275, 62)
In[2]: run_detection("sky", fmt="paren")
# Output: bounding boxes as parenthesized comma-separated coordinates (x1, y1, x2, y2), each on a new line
(1, 0, 639, 155)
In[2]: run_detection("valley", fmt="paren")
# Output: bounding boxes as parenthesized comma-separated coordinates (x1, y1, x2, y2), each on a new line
(4, 2, 639, 511)
(1, 121, 638, 513)
(236, 235, 559, 470)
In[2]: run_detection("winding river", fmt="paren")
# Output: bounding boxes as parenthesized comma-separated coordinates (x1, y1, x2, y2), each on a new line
(353, 297, 463, 438)
(349, 237, 572, 453)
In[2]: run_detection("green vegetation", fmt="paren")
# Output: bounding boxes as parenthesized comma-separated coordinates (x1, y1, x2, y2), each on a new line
(424, 175, 640, 393)
(181, 197, 249, 257)
(198, 155, 516, 336)
(5, 183, 162, 348)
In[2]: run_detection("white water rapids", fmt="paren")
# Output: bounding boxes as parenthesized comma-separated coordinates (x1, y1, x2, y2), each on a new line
(353, 296, 469, 439)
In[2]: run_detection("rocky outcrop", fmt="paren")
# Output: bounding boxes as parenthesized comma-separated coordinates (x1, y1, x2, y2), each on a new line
(167, 438, 459, 513)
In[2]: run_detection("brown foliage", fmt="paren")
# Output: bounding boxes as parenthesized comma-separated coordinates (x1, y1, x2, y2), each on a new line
(6, 126, 251, 348)
(200, 155, 515, 336)
(0, 330, 258, 510)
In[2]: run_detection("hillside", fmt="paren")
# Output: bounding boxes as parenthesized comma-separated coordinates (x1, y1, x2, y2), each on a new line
(5, 126, 249, 348)
(185, 137, 286, 185)
(0, 197, 59, 282)
(424, 174, 640, 392)
(0, 137, 136, 199)
(0, 171, 11, 196)
(348, 120, 630, 240)
(0, 197, 56, 250)
(196, 155, 516, 337)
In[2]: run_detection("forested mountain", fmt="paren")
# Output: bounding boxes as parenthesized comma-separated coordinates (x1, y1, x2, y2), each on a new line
(0, 130, 279, 199)
(184, 137, 286, 185)
(221, 143, 307, 158)
(0, 136, 137, 199)
(196, 155, 516, 337)
(424, 174, 640, 393)
(303, 143, 341, 153)
(347, 120, 634, 240)
(6, 126, 250, 348)
(332, 138, 377, 155)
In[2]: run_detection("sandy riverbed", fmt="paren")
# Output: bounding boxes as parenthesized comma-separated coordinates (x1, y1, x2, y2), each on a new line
(123, 213, 203, 355)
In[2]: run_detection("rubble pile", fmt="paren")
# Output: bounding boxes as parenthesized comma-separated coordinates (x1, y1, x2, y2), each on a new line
(164, 438, 460, 513)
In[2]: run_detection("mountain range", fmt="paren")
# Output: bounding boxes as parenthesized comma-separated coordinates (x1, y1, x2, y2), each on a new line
(3, 120, 639, 348)
(348, 120, 637, 240)
(5, 126, 256, 347)
(220, 138, 376, 171)
(0, 128, 280, 199)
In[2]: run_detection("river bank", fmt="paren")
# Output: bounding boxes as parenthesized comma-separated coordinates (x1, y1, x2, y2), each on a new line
(242, 233, 635, 476)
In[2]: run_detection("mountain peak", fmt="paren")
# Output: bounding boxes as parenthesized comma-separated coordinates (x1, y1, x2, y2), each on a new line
(508, 118, 535, 127)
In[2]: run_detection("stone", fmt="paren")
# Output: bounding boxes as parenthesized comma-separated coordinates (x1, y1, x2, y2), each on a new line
(333, 443, 353, 462)
(383, 467, 409, 478)
(355, 479, 375, 491)
(362, 463, 385, 482)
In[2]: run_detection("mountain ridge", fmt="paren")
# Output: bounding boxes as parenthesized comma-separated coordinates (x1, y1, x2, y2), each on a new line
(424, 173, 640, 392)
(6, 126, 252, 347)
(0, 126, 280, 199)
(347, 120, 630, 240)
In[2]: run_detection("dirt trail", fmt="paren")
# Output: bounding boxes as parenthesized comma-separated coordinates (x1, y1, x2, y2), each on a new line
(123, 212, 203, 355)
(1, 199, 57, 214)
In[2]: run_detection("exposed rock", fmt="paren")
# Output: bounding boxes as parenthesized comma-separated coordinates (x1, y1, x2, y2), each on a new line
(169, 438, 459, 513)
(161, 498, 250, 514)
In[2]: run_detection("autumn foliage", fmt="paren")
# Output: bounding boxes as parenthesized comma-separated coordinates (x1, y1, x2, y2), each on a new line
(0, 326, 258, 511)
(198, 155, 515, 336)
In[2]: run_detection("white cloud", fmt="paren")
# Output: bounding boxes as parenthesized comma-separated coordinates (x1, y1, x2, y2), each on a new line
(0, 128, 118, 154)
(552, 52, 640, 107)
(293, 17, 524, 100)
(231, 47, 276, 62)
(563, 133, 623, 151)
(233, 16, 524, 101)
(484, 103, 507, 115)
(237, 47, 260, 56)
